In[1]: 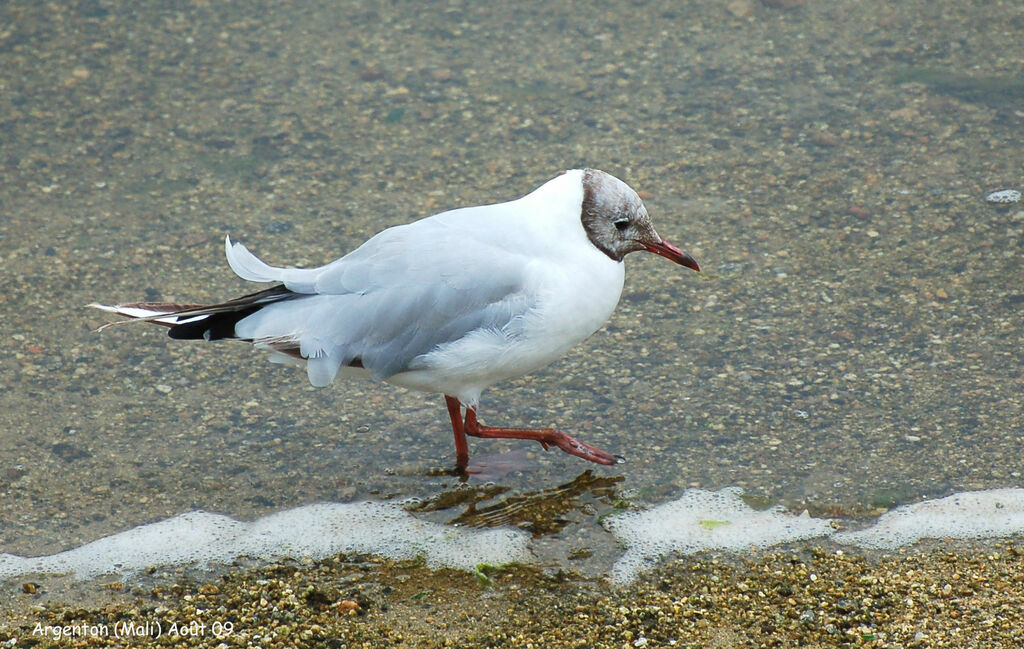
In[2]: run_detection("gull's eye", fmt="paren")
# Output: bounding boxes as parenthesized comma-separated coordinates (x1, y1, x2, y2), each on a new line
(613, 219, 630, 232)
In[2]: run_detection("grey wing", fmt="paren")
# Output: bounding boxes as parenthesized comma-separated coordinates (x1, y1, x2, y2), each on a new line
(224, 207, 504, 294)
(227, 219, 535, 386)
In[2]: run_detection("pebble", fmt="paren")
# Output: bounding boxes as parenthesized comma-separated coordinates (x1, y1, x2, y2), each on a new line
(726, 0, 757, 18)
(985, 189, 1021, 204)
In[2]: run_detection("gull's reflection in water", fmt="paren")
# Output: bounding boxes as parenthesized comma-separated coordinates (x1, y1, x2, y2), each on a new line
(411, 469, 623, 537)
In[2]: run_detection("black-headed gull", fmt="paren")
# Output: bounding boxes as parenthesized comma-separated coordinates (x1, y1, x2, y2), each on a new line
(92, 169, 699, 471)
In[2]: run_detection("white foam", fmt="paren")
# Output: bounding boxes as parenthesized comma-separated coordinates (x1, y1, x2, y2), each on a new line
(604, 487, 834, 584)
(4, 488, 1023, 585)
(0, 501, 530, 580)
(834, 488, 1024, 549)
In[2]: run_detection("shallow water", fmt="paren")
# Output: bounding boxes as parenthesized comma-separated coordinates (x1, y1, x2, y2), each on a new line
(1, 0, 1022, 604)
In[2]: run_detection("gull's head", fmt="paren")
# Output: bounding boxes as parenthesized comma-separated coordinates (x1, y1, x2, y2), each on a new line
(579, 168, 700, 271)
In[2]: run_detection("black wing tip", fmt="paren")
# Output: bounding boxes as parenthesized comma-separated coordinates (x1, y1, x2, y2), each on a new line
(167, 305, 260, 340)
(165, 285, 299, 341)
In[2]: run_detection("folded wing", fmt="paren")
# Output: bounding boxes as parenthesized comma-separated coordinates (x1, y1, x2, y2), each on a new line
(94, 215, 536, 388)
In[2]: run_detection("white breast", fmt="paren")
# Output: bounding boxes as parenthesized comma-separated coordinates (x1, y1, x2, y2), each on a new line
(387, 170, 626, 405)
(388, 256, 623, 406)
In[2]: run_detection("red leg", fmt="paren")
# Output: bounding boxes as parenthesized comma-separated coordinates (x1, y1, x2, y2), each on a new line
(445, 395, 469, 471)
(463, 407, 622, 466)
